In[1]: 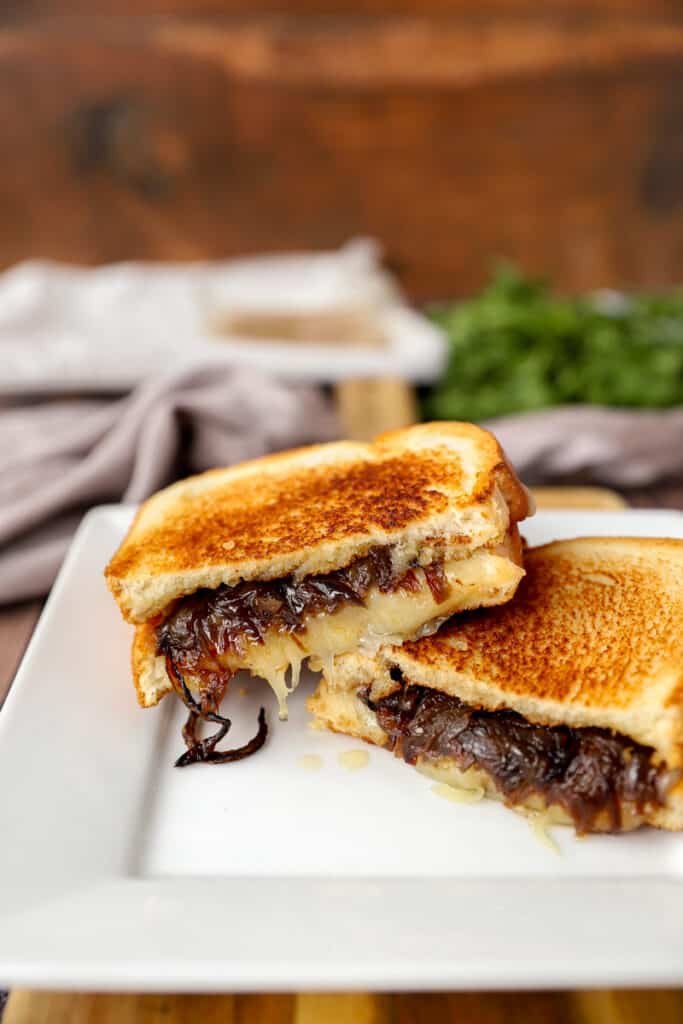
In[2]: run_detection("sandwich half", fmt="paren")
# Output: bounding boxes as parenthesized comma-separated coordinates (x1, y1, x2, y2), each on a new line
(308, 537, 683, 833)
(106, 422, 531, 764)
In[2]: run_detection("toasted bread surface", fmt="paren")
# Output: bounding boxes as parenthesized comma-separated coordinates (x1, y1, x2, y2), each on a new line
(131, 622, 172, 708)
(382, 537, 683, 765)
(106, 422, 531, 623)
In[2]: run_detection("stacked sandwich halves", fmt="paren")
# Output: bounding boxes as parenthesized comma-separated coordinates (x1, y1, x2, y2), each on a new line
(106, 422, 683, 833)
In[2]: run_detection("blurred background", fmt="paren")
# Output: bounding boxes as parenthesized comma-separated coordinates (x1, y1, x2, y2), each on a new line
(2, 0, 683, 293)
(1, 0, 683, 607)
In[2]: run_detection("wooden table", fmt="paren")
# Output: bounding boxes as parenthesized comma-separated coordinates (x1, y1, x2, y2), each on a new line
(4, 2, 683, 302)
(2, 484, 682, 1023)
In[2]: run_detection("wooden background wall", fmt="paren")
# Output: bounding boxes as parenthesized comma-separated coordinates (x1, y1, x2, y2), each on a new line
(1, 1, 683, 299)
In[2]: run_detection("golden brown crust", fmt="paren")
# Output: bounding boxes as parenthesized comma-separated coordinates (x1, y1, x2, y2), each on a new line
(131, 623, 173, 708)
(106, 422, 531, 623)
(388, 537, 683, 765)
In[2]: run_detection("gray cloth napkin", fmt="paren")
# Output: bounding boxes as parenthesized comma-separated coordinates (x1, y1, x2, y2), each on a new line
(0, 363, 339, 604)
(486, 405, 683, 487)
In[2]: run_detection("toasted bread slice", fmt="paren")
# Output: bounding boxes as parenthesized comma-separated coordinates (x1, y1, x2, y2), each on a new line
(309, 538, 683, 832)
(106, 422, 531, 625)
(389, 537, 683, 765)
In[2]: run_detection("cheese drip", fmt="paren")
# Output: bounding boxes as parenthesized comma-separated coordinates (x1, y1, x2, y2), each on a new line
(178, 550, 522, 717)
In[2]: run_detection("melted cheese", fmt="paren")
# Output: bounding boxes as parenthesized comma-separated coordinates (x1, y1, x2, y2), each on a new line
(418, 759, 494, 796)
(525, 810, 561, 854)
(431, 781, 485, 804)
(337, 749, 370, 771)
(428, 766, 561, 851)
(185, 550, 521, 718)
(418, 757, 648, 835)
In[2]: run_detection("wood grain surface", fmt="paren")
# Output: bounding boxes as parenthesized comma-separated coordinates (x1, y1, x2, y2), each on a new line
(0, 7, 682, 297)
(6, 987, 683, 1023)
(10, 1, 683, 13)
(335, 377, 418, 440)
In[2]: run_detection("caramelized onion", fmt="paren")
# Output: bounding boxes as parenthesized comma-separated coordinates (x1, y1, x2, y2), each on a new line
(175, 707, 268, 767)
(423, 562, 451, 604)
(362, 682, 670, 833)
(165, 653, 268, 768)
(157, 547, 447, 692)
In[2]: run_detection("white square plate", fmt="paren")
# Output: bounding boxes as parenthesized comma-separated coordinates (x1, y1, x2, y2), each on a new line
(1, 506, 682, 991)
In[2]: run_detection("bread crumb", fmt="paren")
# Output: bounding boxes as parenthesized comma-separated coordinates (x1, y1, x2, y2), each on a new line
(337, 749, 370, 771)
(297, 754, 323, 773)
(238, 687, 248, 697)
(431, 782, 484, 804)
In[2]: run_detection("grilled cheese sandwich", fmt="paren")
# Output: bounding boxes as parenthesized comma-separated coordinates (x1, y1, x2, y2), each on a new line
(106, 422, 531, 765)
(309, 537, 683, 833)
